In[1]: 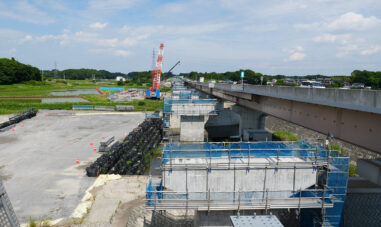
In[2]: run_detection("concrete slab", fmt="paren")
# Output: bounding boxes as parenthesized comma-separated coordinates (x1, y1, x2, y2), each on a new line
(0, 110, 145, 223)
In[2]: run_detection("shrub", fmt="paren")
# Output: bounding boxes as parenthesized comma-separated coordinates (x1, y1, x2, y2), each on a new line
(349, 164, 358, 177)
(138, 101, 145, 106)
(29, 217, 36, 227)
(272, 131, 299, 141)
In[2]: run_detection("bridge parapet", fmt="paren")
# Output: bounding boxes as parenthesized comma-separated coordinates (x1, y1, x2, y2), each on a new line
(187, 80, 381, 114)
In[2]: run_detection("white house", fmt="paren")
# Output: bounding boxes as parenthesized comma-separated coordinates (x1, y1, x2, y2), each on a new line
(116, 76, 126, 82)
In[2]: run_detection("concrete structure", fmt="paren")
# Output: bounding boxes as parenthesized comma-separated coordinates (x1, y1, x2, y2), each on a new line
(186, 80, 381, 153)
(343, 177, 381, 227)
(163, 81, 217, 142)
(357, 158, 381, 186)
(230, 214, 284, 227)
(146, 142, 349, 227)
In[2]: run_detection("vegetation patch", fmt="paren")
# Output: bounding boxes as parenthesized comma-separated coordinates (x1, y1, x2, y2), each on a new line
(272, 131, 299, 141)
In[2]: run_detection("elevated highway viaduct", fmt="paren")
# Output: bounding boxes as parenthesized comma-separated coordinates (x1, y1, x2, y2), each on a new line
(185, 80, 381, 153)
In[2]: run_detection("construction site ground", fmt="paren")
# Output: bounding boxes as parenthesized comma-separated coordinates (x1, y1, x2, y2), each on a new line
(0, 110, 145, 224)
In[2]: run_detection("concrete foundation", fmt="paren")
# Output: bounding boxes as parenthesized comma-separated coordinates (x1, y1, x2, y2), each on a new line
(243, 129, 272, 141)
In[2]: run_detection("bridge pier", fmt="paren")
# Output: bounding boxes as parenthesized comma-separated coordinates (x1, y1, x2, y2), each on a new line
(231, 105, 272, 141)
(205, 104, 272, 141)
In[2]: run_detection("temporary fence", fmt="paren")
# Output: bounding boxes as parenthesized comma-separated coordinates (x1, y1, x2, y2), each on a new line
(72, 105, 94, 110)
(100, 87, 125, 92)
(161, 141, 324, 165)
(163, 98, 217, 115)
(0, 180, 19, 227)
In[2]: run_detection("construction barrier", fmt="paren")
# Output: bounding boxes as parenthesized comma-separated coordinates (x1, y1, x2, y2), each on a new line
(0, 108, 37, 131)
(86, 117, 163, 176)
(115, 105, 134, 111)
(72, 105, 94, 110)
(93, 106, 115, 111)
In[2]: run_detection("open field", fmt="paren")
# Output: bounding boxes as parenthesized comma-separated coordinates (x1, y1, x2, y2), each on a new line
(0, 110, 145, 224)
(0, 80, 150, 97)
(0, 80, 163, 114)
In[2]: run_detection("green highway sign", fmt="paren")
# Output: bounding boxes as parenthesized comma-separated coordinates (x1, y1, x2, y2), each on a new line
(241, 71, 245, 78)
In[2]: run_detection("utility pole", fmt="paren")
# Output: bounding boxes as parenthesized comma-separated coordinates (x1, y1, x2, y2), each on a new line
(241, 71, 245, 90)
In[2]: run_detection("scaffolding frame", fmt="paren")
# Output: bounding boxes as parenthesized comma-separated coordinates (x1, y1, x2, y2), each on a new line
(146, 141, 349, 227)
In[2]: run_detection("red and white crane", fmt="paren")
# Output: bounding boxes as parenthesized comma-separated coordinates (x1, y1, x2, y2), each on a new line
(147, 43, 164, 99)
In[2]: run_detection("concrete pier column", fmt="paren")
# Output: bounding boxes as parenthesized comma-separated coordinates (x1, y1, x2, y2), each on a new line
(215, 99, 225, 111)
(180, 115, 207, 142)
(231, 105, 272, 141)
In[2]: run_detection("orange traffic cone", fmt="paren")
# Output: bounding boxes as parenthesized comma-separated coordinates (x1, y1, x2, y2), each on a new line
(93, 146, 97, 152)
(20, 124, 24, 127)
(102, 136, 105, 140)
(12, 128, 15, 132)
(76, 158, 80, 165)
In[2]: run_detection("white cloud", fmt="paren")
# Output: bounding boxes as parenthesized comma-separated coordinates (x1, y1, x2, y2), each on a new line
(287, 52, 306, 61)
(90, 22, 108, 29)
(313, 33, 351, 45)
(89, 48, 132, 57)
(121, 23, 231, 37)
(361, 46, 381, 55)
(294, 12, 381, 32)
(327, 12, 381, 31)
(283, 46, 306, 62)
(336, 44, 358, 57)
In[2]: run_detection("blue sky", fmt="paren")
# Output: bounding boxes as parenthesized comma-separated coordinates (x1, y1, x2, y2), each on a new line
(0, 0, 380, 75)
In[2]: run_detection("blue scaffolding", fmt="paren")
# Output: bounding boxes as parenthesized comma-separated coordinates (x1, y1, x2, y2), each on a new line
(146, 141, 349, 227)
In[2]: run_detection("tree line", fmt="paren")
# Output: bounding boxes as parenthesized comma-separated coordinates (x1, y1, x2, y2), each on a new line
(351, 70, 381, 89)
(43, 68, 126, 80)
(184, 69, 381, 89)
(1, 57, 380, 89)
(0, 58, 41, 84)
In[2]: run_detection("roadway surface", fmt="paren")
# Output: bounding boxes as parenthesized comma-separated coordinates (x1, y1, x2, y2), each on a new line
(0, 110, 145, 223)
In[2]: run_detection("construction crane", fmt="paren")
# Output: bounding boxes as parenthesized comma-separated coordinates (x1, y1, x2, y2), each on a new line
(146, 43, 164, 99)
(163, 61, 180, 80)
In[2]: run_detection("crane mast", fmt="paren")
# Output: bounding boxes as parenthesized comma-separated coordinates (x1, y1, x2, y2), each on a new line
(151, 43, 164, 91)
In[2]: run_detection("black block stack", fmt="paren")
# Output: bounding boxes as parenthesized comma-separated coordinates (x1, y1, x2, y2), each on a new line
(0, 108, 37, 130)
(86, 118, 162, 177)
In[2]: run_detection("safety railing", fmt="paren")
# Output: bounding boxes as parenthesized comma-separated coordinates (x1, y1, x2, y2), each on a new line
(146, 188, 334, 211)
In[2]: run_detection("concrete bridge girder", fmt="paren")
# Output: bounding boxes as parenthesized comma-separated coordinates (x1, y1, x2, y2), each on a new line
(188, 83, 381, 153)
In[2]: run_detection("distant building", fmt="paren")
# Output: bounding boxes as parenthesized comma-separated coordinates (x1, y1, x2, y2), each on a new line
(116, 76, 126, 82)
(283, 78, 296, 84)
(316, 77, 334, 85)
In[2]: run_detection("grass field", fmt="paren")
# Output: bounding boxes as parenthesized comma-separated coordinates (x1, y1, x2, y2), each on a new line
(0, 80, 163, 114)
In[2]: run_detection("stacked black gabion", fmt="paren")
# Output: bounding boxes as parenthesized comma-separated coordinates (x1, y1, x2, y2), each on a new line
(86, 117, 162, 177)
(0, 108, 37, 130)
